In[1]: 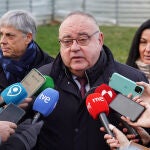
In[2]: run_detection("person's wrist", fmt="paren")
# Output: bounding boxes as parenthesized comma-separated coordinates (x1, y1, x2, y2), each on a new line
(119, 141, 131, 150)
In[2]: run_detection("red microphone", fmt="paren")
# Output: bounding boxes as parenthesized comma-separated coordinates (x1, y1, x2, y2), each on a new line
(86, 93, 114, 137)
(94, 84, 139, 137)
(94, 83, 117, 104)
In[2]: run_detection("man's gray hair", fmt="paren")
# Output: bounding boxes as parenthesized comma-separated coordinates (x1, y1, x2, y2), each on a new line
(0, 9, 37, 40)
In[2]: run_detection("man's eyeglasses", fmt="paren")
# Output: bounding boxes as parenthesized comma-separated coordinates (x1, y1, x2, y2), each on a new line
(59, 31, 99, 48)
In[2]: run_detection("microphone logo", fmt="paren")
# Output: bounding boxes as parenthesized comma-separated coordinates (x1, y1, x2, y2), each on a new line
(92, 96, 105, 103)
(101, 90, 113, 98)
(7, 85, 22, 96)
(39, 93, 51, 103)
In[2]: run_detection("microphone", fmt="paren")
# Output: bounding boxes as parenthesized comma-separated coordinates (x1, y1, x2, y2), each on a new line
(35, 75, 54, 96)
(94, 83, 117, 104)
(86, 92, 114, 136)
(0, 82, 28, 107)
(94, 84, 139, 137)
(32, 88, 59, 124)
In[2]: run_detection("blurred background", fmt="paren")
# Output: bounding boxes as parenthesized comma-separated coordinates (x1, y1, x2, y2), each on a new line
(0, 0, 150, 27)
(0, 0, 149, 63)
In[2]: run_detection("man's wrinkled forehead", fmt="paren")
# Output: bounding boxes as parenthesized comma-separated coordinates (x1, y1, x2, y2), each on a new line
(59, 15, 98, 33)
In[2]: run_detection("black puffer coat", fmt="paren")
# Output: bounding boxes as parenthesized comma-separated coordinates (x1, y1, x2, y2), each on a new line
(35, 45, 148, 150)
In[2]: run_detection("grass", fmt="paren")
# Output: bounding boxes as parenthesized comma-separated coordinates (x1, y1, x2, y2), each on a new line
(36, 24, 60, 57)
(36, 24, 137, 63)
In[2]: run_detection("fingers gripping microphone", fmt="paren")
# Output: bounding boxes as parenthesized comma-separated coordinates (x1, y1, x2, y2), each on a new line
(86, 93, 114, 137)
(35, 75, 54, 96)
(0, 83, 28, 107)
(32, 88, 59, 124)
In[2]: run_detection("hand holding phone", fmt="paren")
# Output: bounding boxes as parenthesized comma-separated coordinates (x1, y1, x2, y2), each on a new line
(109, 94, 145, 122)
(109, 73, 144, 97)
(21, 69, 46, 97)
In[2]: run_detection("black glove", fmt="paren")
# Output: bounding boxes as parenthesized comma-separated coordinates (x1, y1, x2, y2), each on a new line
(11, 119, 44, 150)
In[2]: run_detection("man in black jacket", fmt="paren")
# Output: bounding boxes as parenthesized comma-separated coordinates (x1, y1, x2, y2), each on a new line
(34, 11, 148, 150)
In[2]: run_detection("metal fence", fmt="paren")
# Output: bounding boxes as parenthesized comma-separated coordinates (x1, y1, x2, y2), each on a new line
(0, 0, 150, 27)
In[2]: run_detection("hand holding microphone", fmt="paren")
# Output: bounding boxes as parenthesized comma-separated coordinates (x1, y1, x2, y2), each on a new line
(0, 86, 59, 149)
(102, 124, 150, 150)
(94, 84, 144, 136)
(102, 124, 131, 150)
(0, 67, 55, 106)
(18, 97, 33, 109)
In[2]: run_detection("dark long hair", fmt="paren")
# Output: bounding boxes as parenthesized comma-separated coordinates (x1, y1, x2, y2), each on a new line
(126, 19, 150, 68)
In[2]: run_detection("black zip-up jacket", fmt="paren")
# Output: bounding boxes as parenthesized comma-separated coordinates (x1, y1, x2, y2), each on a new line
(34, 45, 148, 150)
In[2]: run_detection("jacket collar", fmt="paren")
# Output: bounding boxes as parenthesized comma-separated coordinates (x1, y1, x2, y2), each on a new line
(86, 45, 116, 86)
(51, 45, 116, 87)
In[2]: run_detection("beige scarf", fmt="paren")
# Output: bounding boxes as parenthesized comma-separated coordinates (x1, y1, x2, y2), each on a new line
(136, 59, 150, 83)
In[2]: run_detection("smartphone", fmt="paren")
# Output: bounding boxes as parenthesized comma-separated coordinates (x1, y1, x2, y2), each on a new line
(21, 68, 46, 97)
(109, 94, 145, 122)
(109, 72, 144, 97)
(0, 103, 25, 124)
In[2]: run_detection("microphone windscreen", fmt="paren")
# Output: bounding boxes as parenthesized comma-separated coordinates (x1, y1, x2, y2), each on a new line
(86, 93, 109, 120)
(35, 75, 54, 95)
(94, 84, 117, 104)
(1, 83, 28, 105)
(33, 88, 59, 117)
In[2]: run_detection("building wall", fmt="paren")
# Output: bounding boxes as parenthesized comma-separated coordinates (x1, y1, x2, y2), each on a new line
(0, 0, 149, 27)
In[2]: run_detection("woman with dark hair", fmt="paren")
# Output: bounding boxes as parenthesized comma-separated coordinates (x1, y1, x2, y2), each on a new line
(126, 19, 150, 82)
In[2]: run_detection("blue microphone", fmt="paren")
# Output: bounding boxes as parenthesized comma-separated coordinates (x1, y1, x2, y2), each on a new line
(0, 82, 28, 107)
(32, 88, 59, 124)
